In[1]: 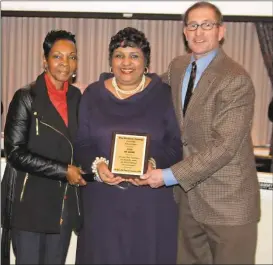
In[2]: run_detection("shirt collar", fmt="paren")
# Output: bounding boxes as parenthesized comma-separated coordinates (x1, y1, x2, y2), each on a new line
(44, 73, 68, 96)
(190, 49, 218, 73)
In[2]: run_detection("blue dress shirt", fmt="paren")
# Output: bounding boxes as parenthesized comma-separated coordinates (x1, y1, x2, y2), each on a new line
(163, 49, 218, 186)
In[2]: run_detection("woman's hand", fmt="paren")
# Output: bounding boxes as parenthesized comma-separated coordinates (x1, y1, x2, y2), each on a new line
(66, 165, 87, 186)
(97, 162, 124, 185)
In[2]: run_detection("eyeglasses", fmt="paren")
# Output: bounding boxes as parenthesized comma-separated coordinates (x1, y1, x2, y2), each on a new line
(185, 21, 220, 31)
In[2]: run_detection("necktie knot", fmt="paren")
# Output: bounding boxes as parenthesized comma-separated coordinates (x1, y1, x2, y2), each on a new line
(192, 61, 196, 68)
(191, 61, 197, 77)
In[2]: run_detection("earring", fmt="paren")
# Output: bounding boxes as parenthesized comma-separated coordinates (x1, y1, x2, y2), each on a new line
(110, 67, 113, 73)
(72, 72, 77, 78)
(144, 67, 149, 74)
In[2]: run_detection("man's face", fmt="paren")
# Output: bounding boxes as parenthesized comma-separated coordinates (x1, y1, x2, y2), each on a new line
(184, 7, 225, 59)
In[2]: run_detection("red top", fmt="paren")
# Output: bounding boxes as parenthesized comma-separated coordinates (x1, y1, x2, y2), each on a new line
(44, 74, 68, 126)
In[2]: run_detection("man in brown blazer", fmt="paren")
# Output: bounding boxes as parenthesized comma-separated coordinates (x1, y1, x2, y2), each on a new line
(140, 1, 260, 264)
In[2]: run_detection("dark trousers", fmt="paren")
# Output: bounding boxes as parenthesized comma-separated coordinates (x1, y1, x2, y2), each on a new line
(177, 191, 258, 264)
(11, 226, 72, 264)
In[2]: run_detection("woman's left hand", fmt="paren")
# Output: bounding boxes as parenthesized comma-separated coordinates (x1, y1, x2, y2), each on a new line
(97, 162, 125, 185)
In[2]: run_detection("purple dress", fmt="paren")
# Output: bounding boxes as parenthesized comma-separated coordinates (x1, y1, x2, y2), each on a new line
(74, 73, 182, 264)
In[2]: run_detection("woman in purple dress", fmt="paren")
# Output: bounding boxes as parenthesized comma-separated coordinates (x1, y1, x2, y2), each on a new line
(74, 27, 182, 264)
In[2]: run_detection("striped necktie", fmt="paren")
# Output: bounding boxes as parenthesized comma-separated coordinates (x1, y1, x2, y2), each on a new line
(183, 61, 197, 116)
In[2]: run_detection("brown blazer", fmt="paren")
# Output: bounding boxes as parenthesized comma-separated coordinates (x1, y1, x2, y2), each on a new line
(163, 49, 260, 225)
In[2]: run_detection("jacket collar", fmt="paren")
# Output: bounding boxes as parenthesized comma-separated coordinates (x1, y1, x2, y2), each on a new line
(30, 72, 76, 140)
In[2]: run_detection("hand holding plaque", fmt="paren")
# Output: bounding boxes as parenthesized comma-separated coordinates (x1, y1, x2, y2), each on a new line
(109, 132, 150, 178)
(97, 162, 124, 185)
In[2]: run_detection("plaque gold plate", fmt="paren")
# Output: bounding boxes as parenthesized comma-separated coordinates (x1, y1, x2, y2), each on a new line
(109, 132, 150, 178)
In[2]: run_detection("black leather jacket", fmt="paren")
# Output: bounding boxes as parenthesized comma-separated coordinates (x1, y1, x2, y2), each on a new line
(2, 73, 82, 233)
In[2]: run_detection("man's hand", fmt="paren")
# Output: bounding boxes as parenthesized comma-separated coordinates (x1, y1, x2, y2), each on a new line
(127, 161, 153, 186)
(140, 169, 165, 188)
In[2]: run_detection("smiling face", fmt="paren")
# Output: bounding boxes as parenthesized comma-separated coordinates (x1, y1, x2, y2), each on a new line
(184, 6, 225, 59)
(111, 46, 146, 90)
(44, 39, 77, 88)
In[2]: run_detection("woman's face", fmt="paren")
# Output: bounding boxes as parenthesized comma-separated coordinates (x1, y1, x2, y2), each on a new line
(111, 46, 145, 87)
(44, 39, 77, 87)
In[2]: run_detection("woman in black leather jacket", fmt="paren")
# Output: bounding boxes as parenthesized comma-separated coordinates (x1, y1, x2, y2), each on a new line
(2, 30, 86, 264)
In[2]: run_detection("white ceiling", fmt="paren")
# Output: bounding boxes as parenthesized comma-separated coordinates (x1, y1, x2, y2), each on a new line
(2, 1, 273, 17)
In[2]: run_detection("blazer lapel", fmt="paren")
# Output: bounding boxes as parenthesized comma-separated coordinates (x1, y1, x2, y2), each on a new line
(171, 55, 191, 131)
(183, 72, 217, 128)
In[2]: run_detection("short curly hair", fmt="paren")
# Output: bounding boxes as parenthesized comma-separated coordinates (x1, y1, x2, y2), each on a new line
(108, 27, 151, 68)
(43, 30, 76, 59)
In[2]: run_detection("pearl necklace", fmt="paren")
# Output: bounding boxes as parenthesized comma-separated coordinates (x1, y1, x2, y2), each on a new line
(112, 75, 146, 99)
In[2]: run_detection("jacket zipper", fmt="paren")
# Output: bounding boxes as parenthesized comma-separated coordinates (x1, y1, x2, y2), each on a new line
(60, 183, 68, 225)
(75, 188, 80, 215)
(33, 112, 39, 135)
(20, 173, 29, 202)
(39, 120, 81, 220)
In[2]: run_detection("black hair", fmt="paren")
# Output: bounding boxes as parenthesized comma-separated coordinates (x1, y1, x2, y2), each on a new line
(43, 30, 76, 59)
(182, 1, 223, 25)
(109, 27, 151, 68)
